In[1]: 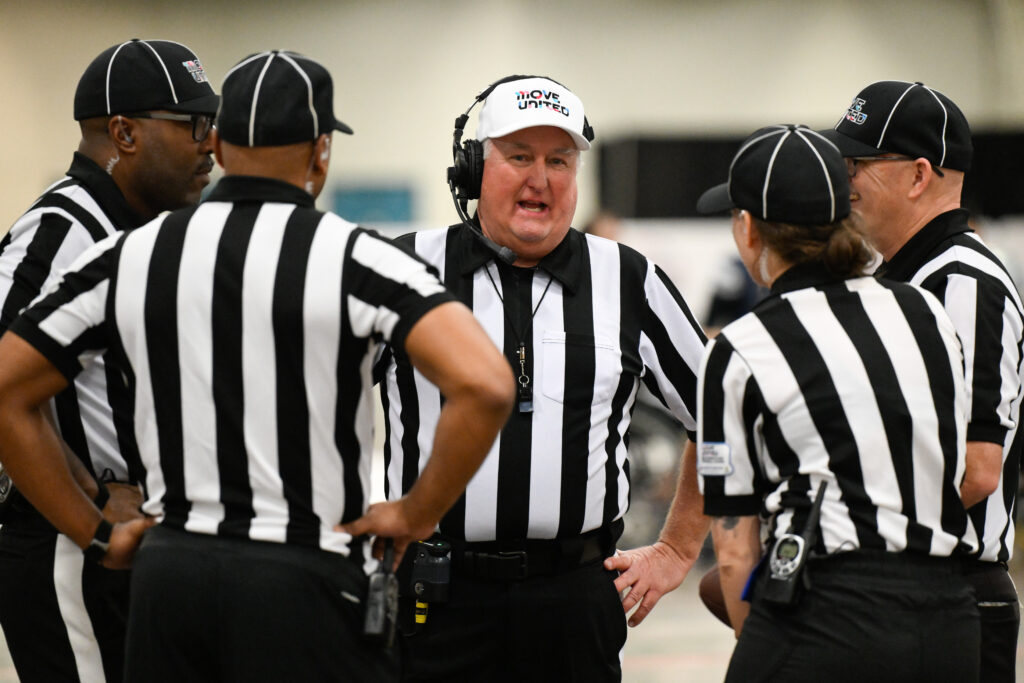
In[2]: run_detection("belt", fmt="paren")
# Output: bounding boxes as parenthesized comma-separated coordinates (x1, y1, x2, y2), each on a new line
(808, 549, 963, 577)
(446, 519, 623, 581)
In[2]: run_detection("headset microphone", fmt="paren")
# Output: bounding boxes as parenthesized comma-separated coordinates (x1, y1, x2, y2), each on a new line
(447, 110, 517, 265)
(446, 87, 518, 265)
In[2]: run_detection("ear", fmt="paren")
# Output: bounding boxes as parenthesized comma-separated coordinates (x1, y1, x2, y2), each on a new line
(313, 134, 331, 175)
(107, 115, 138, 153)
(907, 157, 935, 200)
(738, 210, 760, 250)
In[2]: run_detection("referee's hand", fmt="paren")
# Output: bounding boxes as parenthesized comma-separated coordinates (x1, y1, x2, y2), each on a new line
(103, 516, 157, 570)
(337, 500, 435, 571)
(604, 541, 694, 627)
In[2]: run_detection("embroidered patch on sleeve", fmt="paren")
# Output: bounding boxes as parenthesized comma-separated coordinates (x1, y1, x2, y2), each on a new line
(698, 442, 734, 476)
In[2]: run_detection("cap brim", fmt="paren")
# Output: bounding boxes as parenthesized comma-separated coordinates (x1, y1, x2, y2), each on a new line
(818, 128, 884, 158)
(165, 93, 222, 116)
(482, 122, 590, 151)
(696, 183, 734, 215)
(333, 120, 354, 135)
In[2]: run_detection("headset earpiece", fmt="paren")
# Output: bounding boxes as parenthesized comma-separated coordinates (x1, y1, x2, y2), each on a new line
(451, 138, 484, 201)
(117, 116, 133, 144)
(321, 137, 331, 161)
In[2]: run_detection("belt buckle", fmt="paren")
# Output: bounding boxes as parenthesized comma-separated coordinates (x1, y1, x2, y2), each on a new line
(497, 551, 528, 580)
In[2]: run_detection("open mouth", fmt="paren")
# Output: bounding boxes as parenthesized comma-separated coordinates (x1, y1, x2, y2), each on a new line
(518, 200, 547, 213)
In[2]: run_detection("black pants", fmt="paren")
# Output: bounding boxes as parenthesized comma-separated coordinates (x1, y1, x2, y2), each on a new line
(400, 559, 626, 682)
(726, 551, 980, 683)
(963, 560, 1019, 683)
(125, 525, 398, 683)
(0, 516, 129, 682)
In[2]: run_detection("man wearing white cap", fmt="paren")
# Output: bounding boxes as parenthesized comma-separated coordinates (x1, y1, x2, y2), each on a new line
(377, 75, 709, 681)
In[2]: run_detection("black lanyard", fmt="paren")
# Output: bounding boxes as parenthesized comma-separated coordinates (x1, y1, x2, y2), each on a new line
(483, 263, 554, 413)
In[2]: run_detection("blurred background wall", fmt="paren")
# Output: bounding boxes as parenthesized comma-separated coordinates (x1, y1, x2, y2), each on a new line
(4, 0, 1024, 225)
(5, 0, 1023, 317)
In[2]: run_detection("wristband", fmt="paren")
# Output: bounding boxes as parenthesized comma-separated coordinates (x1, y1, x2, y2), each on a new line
(83, 518, 113, 565)
(93, 481, 110, 510)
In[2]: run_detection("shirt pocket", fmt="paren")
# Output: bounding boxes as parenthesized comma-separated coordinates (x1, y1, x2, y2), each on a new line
(540, 331, 622, 405)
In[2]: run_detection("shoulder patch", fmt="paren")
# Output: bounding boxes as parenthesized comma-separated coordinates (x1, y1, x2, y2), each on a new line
(698, 442, 734, 476)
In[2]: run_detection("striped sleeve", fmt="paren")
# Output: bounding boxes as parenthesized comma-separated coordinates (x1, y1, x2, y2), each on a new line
(0, 208, 110, 333)
(7, 232, 123, 381)
(698, 334, 764, 516)
(914, 245, 1024, 444)
(638, 262, 707, 438)
(344, 227, 454, 349)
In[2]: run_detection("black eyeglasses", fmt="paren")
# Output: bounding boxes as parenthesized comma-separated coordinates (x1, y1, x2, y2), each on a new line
(124, 112, 214, 142)
(845, 155, 945, 178)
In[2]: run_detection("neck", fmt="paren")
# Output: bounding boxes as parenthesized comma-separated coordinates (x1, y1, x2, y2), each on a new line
(758, 248, 791, 288)
(873, 200, 961, 261)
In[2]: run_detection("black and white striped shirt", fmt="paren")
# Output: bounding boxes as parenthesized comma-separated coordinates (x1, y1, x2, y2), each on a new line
(876, 209, 1024, 562)
(10, 176, 453, 560)
(0, 153, 144, 484)
(379, 224, 706, 542)
(698, 263, 975, 558)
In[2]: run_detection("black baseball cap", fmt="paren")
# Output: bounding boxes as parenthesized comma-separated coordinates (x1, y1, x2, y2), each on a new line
(697, 124, 850, 225)
(217, 51, 353, 147)
(74, 39, 219, 120)
(820, 81, 972, 172)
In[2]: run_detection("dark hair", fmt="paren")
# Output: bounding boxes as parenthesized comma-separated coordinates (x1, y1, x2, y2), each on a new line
(752, 216, 874, 279)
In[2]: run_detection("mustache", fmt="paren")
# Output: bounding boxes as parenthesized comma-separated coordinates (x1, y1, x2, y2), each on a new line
(197, 157, 215, 174)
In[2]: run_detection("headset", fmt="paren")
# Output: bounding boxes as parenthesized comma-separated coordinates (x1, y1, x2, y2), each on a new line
(446, 75, 595, 265)
(117, 115, 133, 144)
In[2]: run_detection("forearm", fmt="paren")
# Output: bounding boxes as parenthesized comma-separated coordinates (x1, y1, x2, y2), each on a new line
(0, 405, 102, 548)
(657, 440, 711, 563)
(40, 405, 100, 500)
(711, 515, 760, 638)
(960, 440, 1002, 509)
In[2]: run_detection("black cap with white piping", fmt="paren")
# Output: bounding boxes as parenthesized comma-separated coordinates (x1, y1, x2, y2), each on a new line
(697, 124, 850, 225)
(820, 81, 972, 172)
(217, 50, 353, 147)
(74, 39, 219, 120)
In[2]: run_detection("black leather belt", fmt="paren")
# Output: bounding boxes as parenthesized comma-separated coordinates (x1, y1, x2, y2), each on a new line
(447, 519, 623, 581)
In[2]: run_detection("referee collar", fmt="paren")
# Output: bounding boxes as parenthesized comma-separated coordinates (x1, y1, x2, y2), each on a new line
(68, 152, 146, 229)
(874, 208, 972, 281)
(768, 261, 846, 297)
(455, 221, 582, 294)
(206, 175, 316, 208)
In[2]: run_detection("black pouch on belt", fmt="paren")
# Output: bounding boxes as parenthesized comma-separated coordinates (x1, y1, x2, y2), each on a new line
(760, 481, 827, 607)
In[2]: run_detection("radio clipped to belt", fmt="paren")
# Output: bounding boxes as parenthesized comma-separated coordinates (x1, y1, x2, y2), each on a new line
(364, 540, 399, 647)
(761, 480, 828, 607)
(410, 539, 451, 626)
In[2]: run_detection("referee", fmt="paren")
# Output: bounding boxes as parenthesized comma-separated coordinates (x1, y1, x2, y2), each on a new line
(823, 81, 1024, 682)
(697, 125, 979, 681)
(378, 75, 708, 681)
(0, 39, 218, 683)
(0, 51, 513, 683)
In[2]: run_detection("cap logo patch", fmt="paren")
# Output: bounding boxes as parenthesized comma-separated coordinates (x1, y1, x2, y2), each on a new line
(516, 89, 570, 117)
(182, 59, 208, 84)
(845, 97, 868, 125)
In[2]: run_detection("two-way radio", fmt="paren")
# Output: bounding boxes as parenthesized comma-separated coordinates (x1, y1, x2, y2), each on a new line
(363, 540, 399, 647)
(761, 480, 828, 607)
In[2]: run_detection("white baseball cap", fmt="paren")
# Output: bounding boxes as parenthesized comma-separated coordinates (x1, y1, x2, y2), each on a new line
(475, 76, 592, 151)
